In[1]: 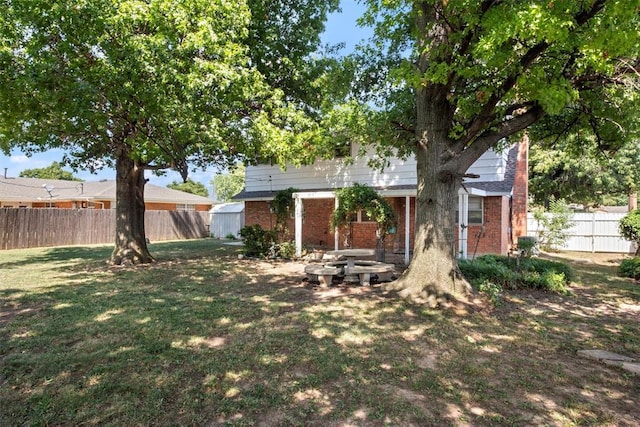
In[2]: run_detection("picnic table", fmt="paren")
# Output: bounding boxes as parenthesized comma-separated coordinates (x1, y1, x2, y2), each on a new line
(306, 249, 395, 287)
(325, 249, 376, 269)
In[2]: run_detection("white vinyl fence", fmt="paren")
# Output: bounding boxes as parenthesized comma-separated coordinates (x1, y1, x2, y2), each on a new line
(527, 212, 637, 254)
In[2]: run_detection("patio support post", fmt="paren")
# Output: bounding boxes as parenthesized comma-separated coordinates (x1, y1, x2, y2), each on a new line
(405, 196, 410, 265)
(294, 195, 303, 257)
(458, 192, 469, 259)
(334, 197, 339, 250)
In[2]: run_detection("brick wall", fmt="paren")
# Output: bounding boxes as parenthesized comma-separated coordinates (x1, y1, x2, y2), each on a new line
(302, 199, 334, 247)
(244, 197, 413, 252)
(245, 194, 514, 256)
(463, 196, 509, 256)
(245, 201, 275, 230)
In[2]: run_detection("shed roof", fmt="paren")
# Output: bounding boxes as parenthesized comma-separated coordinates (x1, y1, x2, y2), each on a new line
(210, 202, 245, 214)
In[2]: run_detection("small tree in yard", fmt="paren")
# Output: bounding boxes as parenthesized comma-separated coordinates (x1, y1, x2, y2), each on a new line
(532, 199, 575, 251)
(330, 183, 396, 262)
(619, 209, 640, 256)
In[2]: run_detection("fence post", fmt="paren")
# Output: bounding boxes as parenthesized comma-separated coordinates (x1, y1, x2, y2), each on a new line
(591, 212, 595, 253)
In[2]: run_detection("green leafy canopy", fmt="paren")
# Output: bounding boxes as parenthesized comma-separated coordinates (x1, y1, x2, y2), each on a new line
(619, 209, 640, 255)
(0, 0, 340, 175)
(211, 164, 245, 202)
(167, 179, 209, 198)
(333, 0, 640, 164)
(19, 161, 81, 181)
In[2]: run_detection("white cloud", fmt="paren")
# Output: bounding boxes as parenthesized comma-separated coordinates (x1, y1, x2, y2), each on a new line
(10, 155, 30, 164)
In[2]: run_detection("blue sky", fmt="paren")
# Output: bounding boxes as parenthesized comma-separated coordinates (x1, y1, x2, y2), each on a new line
(0, 1, 369, 196)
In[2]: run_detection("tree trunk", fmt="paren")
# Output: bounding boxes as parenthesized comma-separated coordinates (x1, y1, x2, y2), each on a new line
(110, 150, 154, 265)
(384, 85, 472, 305)
(629, 192, 638, 212)
(384, 144, 472, 305)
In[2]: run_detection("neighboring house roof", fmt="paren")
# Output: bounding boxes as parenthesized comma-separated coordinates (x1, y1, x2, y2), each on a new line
(0, 177, 213, 205)
(233, 145, 521, 201)
(592, 206, 629, 213)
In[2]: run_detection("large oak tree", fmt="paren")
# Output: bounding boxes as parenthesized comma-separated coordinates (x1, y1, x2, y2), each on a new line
(336, 0, 640, 303)
(0, 0, 338, 264)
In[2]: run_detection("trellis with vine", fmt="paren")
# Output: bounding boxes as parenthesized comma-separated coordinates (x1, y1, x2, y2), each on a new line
(270, 187, 298, 239)
(330, 183, 396, 260)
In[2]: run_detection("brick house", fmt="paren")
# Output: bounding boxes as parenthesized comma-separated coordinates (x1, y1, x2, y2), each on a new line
(234, 138, 529, 262)
(0, 177, 213, 212)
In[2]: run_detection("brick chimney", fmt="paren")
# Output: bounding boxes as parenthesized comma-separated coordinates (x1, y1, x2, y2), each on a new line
(511, 134, 529, 246)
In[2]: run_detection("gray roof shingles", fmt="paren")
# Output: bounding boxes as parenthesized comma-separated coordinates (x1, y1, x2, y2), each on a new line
(0, 177, 213, 205)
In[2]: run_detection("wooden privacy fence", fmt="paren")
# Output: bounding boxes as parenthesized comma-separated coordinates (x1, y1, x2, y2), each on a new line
(0, 208, 209, 250)
(527, 212, 637, 254)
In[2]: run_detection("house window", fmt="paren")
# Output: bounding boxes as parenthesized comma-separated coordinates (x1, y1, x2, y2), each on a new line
(177, 204, 196, 211)
(456, 196, 483, 225)
(344, 210, 374, 223)
(358, 210, 375, 223)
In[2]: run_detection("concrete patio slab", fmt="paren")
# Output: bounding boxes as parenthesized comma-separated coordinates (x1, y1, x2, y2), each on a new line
(577, 350, 636, 362)
(578, 350, 639, 376)
(621, 362, 640, 376)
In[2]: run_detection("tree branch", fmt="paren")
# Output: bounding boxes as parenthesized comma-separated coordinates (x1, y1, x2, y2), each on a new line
(454, 105, 544, 174)
(391, 120, 415, 135)
(446, 1, 502, 91)
(456, 0, 607, 147)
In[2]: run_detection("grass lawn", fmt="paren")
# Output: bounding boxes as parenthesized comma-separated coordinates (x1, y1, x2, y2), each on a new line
(1, 240, 639, 426)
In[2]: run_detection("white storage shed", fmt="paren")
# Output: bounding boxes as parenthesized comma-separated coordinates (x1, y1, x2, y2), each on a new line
(209, 203, 245, 239)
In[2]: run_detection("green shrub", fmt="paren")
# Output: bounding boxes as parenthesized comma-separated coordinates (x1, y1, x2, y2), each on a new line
(619, 257, 640, 280)
(459, 255, 573, 294)
(518, 257, 575, 284)
(517, 236, 538, 258)
(521, 270, 571, 294)
(619, 209, 640, 256)
(477, 281, 503, 306)
(458, 256, 518, 289)
(274, 241, 296, 259)
(239, 225, 277, 258)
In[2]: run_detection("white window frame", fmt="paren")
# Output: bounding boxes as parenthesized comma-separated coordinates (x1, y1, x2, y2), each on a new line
(457, 196, 483, 225)
(467, 196, 483, 225)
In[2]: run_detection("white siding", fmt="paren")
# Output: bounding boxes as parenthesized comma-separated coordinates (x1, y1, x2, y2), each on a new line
(245, 146, 510, 193)
(527, 212, 637, 254)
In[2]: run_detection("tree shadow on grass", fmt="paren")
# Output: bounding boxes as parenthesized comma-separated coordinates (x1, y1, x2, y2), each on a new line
(2, 249, 640, 425)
